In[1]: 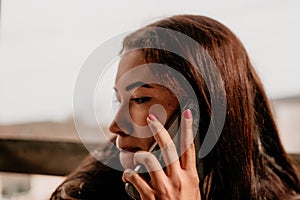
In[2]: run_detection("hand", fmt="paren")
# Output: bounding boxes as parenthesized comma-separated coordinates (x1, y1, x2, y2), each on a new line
(122, 109, 201, 200)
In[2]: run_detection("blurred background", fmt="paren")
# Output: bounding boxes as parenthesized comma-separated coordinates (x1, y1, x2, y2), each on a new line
(0, 0, 300, 199)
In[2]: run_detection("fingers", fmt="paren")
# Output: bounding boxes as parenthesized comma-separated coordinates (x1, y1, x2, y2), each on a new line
(134, 151, 164, 172)
(147, 110, 197, 171)
(133, 151, 167, 185)
(147, 114, 180, 173)
(122, 151, 167, 200)
(122, 110, 199, 199)
(180, 109, 197, 172)
(122, 169, 154, 199)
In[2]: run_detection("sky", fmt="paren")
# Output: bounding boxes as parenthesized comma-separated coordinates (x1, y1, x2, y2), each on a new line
(1, 0, 300, 125)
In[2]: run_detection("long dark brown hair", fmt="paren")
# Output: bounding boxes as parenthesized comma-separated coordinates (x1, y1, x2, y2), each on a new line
(51, 14, 300, 200)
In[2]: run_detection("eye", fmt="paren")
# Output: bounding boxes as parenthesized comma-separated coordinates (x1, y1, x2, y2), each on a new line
(130, 97, 152, 104)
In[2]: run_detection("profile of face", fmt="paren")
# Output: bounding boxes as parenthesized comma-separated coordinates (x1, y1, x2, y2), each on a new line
(109, 50, 179, 169)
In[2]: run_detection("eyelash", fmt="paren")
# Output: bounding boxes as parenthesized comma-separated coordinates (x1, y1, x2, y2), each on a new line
(130, 97, 152, 104)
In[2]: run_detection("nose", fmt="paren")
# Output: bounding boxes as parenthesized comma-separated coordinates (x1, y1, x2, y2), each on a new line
(108, 104, 132, 135)
(108, 120, 122, 134)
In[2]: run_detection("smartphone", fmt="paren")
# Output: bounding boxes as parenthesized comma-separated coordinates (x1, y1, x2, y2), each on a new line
(124, 108, 180, 200)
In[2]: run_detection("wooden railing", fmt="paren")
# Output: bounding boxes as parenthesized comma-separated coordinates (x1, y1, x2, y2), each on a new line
(0, 139, 91, 176)
(0, 138, 300, 176)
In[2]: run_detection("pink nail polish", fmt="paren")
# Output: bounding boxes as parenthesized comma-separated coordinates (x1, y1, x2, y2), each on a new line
(183, 109, 192, 119)
(148, 114, 157, 121)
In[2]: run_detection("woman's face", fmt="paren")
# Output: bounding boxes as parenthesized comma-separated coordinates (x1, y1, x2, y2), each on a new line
(109, 50, 179, 169)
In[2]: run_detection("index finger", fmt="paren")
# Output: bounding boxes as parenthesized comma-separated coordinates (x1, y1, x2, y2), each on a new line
(147, 114, 180, 173)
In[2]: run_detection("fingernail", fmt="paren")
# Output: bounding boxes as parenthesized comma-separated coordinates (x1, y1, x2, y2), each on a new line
(148, 113, 157, 121)
(147, 114, 164, 135)
(183, 109, 192, 119)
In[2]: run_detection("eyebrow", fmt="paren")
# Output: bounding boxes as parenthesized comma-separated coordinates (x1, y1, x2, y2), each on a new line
(125, 81, 153, 91)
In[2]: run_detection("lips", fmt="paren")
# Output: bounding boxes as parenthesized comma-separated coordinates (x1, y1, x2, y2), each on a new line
(116, 136, 143, 153)
(116, 137, 144, 169)
(119, 147, 142, 153)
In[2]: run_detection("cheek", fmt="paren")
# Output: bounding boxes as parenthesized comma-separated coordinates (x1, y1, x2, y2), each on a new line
(148, 104, 167, 125)
(129, 105, 154, 139)
(129, 103, 168, 127)
(129, 105, 149, 127)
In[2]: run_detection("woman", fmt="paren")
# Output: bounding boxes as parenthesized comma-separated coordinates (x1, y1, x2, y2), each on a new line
(50, 14, 300, 199)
